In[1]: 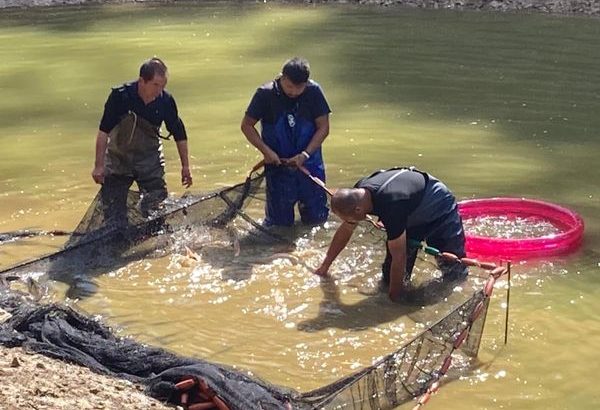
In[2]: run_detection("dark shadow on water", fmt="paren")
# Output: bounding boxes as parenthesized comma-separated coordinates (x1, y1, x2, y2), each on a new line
(297, 274, 468, 332)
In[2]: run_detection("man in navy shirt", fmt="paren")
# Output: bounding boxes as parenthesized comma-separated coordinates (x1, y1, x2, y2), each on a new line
(241, 57, 331, 226)
(315, 167, 467, 302)
(91, 57, 192, 226)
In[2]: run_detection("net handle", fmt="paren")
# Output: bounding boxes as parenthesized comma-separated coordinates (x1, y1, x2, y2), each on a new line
(249, 160, 265, 177)
(298, 165, 334, 196)
(298, 165, 384, 231)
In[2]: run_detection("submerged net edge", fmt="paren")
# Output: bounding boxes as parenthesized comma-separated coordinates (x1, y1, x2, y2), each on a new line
(0, 173, 266, 278)
(298, 290, 489, 409)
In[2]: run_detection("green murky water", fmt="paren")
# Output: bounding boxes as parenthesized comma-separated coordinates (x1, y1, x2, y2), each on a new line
(1, 2, 599, 409)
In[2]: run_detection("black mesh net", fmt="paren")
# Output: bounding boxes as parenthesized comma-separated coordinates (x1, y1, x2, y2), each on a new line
(0, 286, 490, 410)
(0, 170, 281, 297)
(298, 291, 489, 409)
(0, 170, 495, 410)
(0, 284, 490, 410)
(0, 291, 302, 410)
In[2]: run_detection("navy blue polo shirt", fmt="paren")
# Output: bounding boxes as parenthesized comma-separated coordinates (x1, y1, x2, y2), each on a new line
(245, 79, 330, 168)
(99, 81, 187, 141)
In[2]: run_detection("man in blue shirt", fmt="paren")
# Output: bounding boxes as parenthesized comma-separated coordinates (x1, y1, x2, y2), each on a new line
(315, 167, 467, 302)
(241, 57, 331, 226)
(91, 57, 192, 226)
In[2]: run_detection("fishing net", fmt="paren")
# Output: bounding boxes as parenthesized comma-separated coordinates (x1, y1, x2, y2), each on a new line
(299, 290, 489, 409)
(0, 283, 491, 410)
(0, 291, 301, 410)
(0, 167, 497, 410)
(0, 169, 281, 297)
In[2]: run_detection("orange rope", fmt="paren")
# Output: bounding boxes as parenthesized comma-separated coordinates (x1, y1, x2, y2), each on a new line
(411, 255, 509, 410)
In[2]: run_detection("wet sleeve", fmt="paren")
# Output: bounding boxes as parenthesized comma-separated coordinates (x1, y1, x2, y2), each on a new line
(245, 89, 267, 121)
(164, 96, 188, 142)
(98, 90, 123, 133)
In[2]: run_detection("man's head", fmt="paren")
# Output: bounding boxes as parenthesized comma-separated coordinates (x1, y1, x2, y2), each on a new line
(138, 57, 168, 102)
(331, 188, 370, 223)
(280, 57, 310, 99)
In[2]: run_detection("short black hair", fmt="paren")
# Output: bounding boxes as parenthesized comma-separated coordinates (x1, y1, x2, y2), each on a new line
(139, 57, 168, 82)
(281, 57, 310, 84)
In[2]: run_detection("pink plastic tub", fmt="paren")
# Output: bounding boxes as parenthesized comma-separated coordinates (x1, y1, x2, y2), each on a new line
(458, 197, 584, 260)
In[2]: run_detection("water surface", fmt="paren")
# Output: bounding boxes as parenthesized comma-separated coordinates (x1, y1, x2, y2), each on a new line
(1, 3, 599, 409)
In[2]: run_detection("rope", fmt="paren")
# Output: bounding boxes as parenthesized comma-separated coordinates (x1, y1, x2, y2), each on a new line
(410, 249, 509, 410)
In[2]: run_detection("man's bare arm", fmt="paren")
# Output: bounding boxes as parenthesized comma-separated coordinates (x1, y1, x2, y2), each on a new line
(92, 130, 109, 184)
(387, 232, 408, 301)
(241, 114, 281, 165)
(175, 140, 192, 188)
(315, 221, 357, 276)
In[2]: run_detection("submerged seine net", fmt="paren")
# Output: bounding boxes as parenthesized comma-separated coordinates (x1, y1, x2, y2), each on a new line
(299, 291, 488, 409)
(0, 171, 276, 296)
(0, 171, 492, 410)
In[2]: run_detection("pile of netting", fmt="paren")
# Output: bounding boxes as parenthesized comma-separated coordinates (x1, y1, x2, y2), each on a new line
(0, 280, 496, 410)
(0, 167, 507, 410)
(0, 291, 300, 409)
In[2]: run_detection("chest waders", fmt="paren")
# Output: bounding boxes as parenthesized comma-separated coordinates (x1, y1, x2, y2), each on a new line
(262, 84, 328, 226)
(376, 167, 467, 286)
(106, 111, 166, 178)
(102, 112, 168, 226)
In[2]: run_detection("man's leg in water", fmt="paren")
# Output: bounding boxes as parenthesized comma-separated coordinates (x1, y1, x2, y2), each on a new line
(264, 167, 297, 227)
(427, 212, 469, 281)
(137, 174, 168, 218)
(101, 174, 134, 229)
(298, 169, 329, 226)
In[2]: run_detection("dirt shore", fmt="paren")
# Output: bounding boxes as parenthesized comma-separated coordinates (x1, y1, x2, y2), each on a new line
(0, 0, 599, 16)
(0, 345, 175, 410)
(0, 301, 175, 409)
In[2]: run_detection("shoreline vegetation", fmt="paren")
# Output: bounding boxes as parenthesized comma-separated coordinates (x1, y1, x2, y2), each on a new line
(0, 0, 598, 17)
(0, 0, 597, 409)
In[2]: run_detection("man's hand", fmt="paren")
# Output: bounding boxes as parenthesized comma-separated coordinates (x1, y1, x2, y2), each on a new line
(263, 149, 282, 166)
(92, 165, 105, 184)
(314, 263, 330, 277)
(181, 166, 193, 188)
(283, 153, 307, 169)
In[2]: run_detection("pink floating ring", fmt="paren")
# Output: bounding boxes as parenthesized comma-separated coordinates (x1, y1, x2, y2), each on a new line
(458, 197, 584, 260)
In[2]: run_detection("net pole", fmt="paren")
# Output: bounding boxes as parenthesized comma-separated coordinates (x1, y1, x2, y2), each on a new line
(504, 261, 511, 345)
(298, 165, 334, 196)
(249, 159, 265, 176)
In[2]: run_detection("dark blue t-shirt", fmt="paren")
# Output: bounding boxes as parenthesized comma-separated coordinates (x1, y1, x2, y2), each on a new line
(245, 79, 331, 125)
(245, 79, 331, 168)
(99, 81, 187, 141)
(355, 168, 428, 241)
